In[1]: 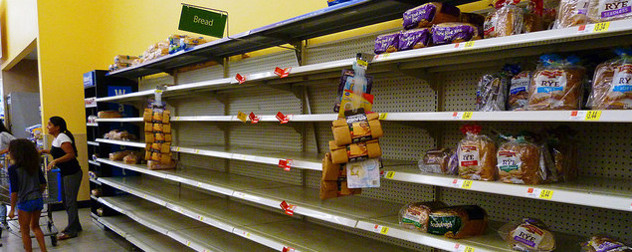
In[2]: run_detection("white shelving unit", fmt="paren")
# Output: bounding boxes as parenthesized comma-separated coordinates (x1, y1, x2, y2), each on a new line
(97, 215, 194, 252)
(91, 7, 632, 252)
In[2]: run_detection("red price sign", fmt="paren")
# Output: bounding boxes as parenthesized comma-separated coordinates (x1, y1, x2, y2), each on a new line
(274, 67, 291, 78)
(282, 247, 295, 252)
(280, 200, 296, 216)
(276, 111, 290, 124)
(248, 112, 260, 124)
(278, 159, 293, 171)
(235, 73, 246, 84)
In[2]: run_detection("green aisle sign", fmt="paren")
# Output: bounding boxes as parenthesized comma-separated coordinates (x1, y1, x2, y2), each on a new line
(178, 5, 227, 38)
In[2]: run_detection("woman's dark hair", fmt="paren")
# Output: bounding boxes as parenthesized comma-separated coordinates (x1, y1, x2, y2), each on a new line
(9, 139, 40, 176)
(49, 116, 77, 155)
(0, 122, 11, 135)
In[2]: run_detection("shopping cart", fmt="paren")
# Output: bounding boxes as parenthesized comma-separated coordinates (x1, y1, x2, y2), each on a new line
(0, 154, 60, 246)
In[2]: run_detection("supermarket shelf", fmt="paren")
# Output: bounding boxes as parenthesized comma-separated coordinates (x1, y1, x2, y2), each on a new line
(88, 160, 100, 166)
(86, 122, 98, 127)
(97, 215, 194, 252)
(87, 141, 100, 147)
(90, 195, 98, 201)
(98, 159, 398, 227)
(106, 0, 420, 79)
(95, 89, 155, 103)
(89, 178, 101, 185)
(384, 165, 632, 212)
(95, 139, 323, 170)
(95, 117, 143, 123)
(97, 177, 415, 251)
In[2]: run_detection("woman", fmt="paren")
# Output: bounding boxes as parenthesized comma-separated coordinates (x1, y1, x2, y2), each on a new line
(8, 139, 47, 252)
(42, 116, 82, 240)
(0, 122, 16, 231)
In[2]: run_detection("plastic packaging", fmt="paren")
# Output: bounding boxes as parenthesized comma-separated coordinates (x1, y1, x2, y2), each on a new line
(497, 136, 546, 184)
(431, 22, 481, 45)
(484, 0, 524, 38)
(587, 0, 632, 23)
(582, 235, 632, 252)
(523, 0, 545, 33)
(398, 201, 447, 232)
(374, 32, 399, 54)
(427, 205, 488, 238)
(542, 126, 578, 182)
(555, 0, 590, 28)
(588, 48, 632, 109)
(398, 28, 432, 51)
(418, 148, 455, 174)
(457, 125, 497, 181)
(499, 218, 556, 252)
(476, 64, 520, 111)
(508, 71, 532, 110)
(528, 54, 586, 110)
(333, 69, 373, 113)
(403, 2, 460, 29)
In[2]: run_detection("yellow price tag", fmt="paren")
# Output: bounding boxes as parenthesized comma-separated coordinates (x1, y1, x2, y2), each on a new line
(593, 22, 610, 32)
(357, 59, 369, 68)
(464, 246, 476, 252)
(194, 149, 200, 154)
(237, 111, 248, 123)
(462, 112, 473, 120)
(380, 226, 389, 235)
(385, 171, 395, 179)
(464, 41, 475, 49)
(461, 180, 473, 189)
(585, 110, 602, 121)
(539, 189, 554, 199)
(175, 147, 181, 152)
(379, 113, 388, 120)
(198, 215, 204, 221)
(154, 89, 163, 94)
(186, 241, 191, 246)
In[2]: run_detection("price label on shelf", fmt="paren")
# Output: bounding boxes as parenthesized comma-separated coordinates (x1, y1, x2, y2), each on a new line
(276, 111, 290, 124)
(278, 159, 293, 171)
(374, 53, 390, 61)
(585, 110, 602, 121)
(283, 247, 296, 252)
(237, 111, 248, 123)
(593, 22, 610, 32)
(454, 244, 476, 252)
(372, 224, 390, 235)
(274, 67, 292, 78)
(237, 230, 251, 238)
(186, 241, 192, 247)
(233, 191, 247, 199)
(451, 112, 473, 120)
(464, 41, 475, 49)
(384, 171, 395, 179)
(526, 188, 554, 200)
(577, 22, 610, 34)
(451, 179, 473, 189)
(378, 113, 388, 120)
(249, 112, 260, 124)
(280, 200, 297, 216)
(197, 215, 204, 221)
(235, 73, 246, 84)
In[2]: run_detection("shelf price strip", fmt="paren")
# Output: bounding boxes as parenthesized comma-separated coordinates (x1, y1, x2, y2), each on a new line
(283, 247, 296, 252)
(235, 73, 246, 84)
(280, 201, 297, 216)
(278, 159, 293, 171)
(455, 243, 475, 252)
(372, 224, 389, 235)
(452, 112, 473, 120)
(384, 171, 395, 179)
(452, 179, 473, 189)
(276, 112, 290, 124)
(526, 188, 554, 200)
(577, 22, 610, 34)
(274, 67, 292, 78)
(378, 113, 388, 120)
(454, 42, 475, 50)
(569, 110, 602, 121)
(249, 112, 260, 124)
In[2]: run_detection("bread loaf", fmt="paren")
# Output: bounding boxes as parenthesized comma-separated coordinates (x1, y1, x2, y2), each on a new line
(109, 151, 132, 161)
(398, 28, 432, 51)
(403, 2, 460, 29)
(528, 57, 585, 110)
(427, 205, 488, 238)
(582, 235, 632, 252)
(484, 4, 523, 38)
(457, 125, 497, 181)
(505, 218, 556, 251)
(589, 51, 632, 109)
(508, 71, 532, 111)
(587, 0, 632, 23)
(143, 108, 152, 122)
(419, 148, 453, 174)
(97, 110, 122, 118)
(329, 140, 382, 164)
(556, 0, 590, 28)
(332, 112, 383, 146)
(374, 32, 399, 54)
(399, 201, 447, 232)
(431, 22, 481, 45)
(497, 138, 544, 184)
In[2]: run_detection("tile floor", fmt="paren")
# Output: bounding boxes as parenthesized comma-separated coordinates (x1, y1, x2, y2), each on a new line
(0, 208, 135, 252)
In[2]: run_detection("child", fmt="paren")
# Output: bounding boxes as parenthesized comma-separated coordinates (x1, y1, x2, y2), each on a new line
(8, 139, 47, 252)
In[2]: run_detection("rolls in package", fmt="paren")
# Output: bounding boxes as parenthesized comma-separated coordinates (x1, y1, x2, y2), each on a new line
(588, 0, 632, 23)
(497, 136, 546, 184)
(403, 2, 460, 29)
(431, 22, 481, 45)
(508, 71, 532, 110)
(398, 28, 432, 51)
(399, 201, 447, 232)
(582, 235, 632, 252)
(556, 0, 590, 28)
(484, 0, 524, 38)
(588, 49, 632, 109)
(499, 218, 556, 252)
(374, 32, 399, 54)
(427, 205, 488, 238)
(528, 55, 586, 110)
(457, 125, 497, 181)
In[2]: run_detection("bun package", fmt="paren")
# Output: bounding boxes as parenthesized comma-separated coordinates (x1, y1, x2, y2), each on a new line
(499, 218, 556, 252)
(431, 22, 481, 45)
(399, 201, 447, 232)
(457, 125, 497, 181)
(587, 0, 632, 23)
(476, 64, 520, 111)
(403, 2, 461, 29)
(528, 55, 586, 110)
(582, 235, 632, 252)
(588, 49, 632, 109)
(484, 0, 524, 38)
(508, 71, 532, 111)
(427, 205, 488, 238)
(497, 136, 547, 184)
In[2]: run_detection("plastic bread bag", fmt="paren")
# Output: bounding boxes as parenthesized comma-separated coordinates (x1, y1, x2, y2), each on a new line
(427, 205, 488, 238)
(588, 48, 632, 109)
(457, 125, 497, 181)
(398, 28, 432, 51)
(582, 235, 632, 252)
(554, 0, 590, 28)
(431, 22, 482, 46)
(523, 0, 545, 33)
(403, 2, 461, 29)
(476, 64, 520, 111)
(418, 148, 453, 174)
(374, 32, 400, 54)
(508, 71, 532, 110)
(497, 135, 546, 184)
(333, 69, 373, 113)
(587, 0, 632, 23)
(499, 218, 556, 252)
(398, 201, 447, 232)
(484, 0, 524, 38)
(528, 55, 586, 110)
(542, 125, 578, 182)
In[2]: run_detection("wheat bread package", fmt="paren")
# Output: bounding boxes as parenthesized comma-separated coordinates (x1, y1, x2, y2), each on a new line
(398, 28, 432, 51)
(555, 0, 590, 28)
(588, 48, 632, 109)
(431, 22, 481, 45)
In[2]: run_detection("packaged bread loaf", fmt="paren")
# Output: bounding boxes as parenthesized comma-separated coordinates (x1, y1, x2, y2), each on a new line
(332, 112, 383, 146)
(403, 2, 460, 29)
(431, 22, 481, 45)
(329, 140, 382, 164)
(418, 148, 454, 174)
(460, 12, 485, 37)
(427, 205, 488, 238)
(109, 150, 133, 161)
(457, 125, 497, 181)
(484, 0, 524, 38)
(499, 218, 556, 252)
(399, 201, 447, 232)
(97, 110, 122, 118)
(582, 235, 632, 252)
(555, 0, 590, 28)
(588, 49, 632, 109)
(374, 32, 399, 54)
(398, 28, 432, 51)
(543, 126, 578, 182)
(123, 152, 140, 164)
(528, 55, 586, 110)
(497, 136, 545, 184)
(587, 0, 632, 23)
(508, 71, 532, 110)
(523, 0, 544, 33)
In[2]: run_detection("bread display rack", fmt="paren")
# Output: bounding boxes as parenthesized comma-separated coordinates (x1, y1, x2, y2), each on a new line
(90, 1, 632, 251)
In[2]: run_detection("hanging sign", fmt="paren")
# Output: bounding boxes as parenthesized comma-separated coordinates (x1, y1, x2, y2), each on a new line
(178, 5, 227, 38)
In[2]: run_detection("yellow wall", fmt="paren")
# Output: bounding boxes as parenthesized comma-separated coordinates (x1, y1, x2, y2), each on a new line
(0, 0, 38, 70)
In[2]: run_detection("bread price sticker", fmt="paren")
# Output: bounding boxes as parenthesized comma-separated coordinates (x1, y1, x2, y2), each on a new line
(577, 22, 610, 34)
(452, 112, 473, 120)
(454, 244, 475, 252)
(526, 188, 554, 200)
(452, 179, 473, 189)
(384, 171, 395, 179)
(372, 224, 390, 235)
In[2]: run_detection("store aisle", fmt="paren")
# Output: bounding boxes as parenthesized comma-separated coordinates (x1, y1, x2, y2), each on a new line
(0, 208, 134, 252)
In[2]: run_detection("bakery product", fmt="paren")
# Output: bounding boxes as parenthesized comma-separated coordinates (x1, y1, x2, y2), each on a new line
(374, 32, 399, 54)
(427, 205, 488, 238)
(484, 4, 524, 38)
(497, 137, 544, 184)
(589, 50, 632, 109)
(556, 0, 590, 28)
(476, 72, 510, 111)
(582, 235, 632, 252)
(332, 112, 383, 146)
(502, 218, 556, 251)
(399, 201, 447, 232)
(329, 140, 382, 164)
(398, 28, 432, 51)
(419, 148, 453, 174)
(457, 125, 497, 181)
(508, 71, 532, 110)
(403, 2, 460, 29)
(431, 22, 481, 45)
(528, 55, 586, 110)
(97, 110, 122, 118)
(588, 0, 632, 23)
